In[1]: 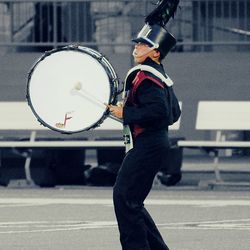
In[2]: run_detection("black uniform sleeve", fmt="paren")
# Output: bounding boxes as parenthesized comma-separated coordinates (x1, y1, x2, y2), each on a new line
(123, 79, 169, 125)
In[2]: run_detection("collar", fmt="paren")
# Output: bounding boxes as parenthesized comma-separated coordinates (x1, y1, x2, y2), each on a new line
(143, 58, 163, 71)
(125, 58, 173, 88)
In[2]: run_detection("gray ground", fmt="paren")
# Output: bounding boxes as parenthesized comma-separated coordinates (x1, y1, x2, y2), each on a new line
(0, 187, 249, 250)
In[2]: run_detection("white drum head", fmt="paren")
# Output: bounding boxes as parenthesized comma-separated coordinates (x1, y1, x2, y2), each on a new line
(27, 46, 118, 133)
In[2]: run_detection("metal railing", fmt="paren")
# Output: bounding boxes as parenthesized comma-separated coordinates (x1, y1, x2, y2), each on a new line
(0, 0, 249, 54)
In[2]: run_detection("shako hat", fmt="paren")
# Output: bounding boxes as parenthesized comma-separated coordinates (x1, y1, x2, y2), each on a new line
(132, 24, 176, 59)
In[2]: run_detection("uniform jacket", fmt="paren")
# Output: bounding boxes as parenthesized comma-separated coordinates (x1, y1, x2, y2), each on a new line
(123, 58, 174, 138)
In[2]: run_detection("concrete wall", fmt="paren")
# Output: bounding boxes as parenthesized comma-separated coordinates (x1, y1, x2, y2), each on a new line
(164, 52, 250, 140)
(0, 51, 249, 141)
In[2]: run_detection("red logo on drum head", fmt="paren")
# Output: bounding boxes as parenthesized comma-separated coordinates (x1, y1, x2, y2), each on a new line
(55, 111, 74, 129)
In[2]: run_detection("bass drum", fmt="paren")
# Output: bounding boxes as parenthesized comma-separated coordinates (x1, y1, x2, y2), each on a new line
(27, 45, 119, 133)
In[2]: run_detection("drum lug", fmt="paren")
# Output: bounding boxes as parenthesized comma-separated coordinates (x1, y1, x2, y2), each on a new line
(44, 49, 56, 57)
(96, 55, 104, 62)
(112, 77, 119, 83)
(68, 44, 80, 49)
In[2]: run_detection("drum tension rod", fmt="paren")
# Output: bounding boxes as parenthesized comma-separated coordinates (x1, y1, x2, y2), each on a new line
(93, 55, 104, 62)
(69, 44, 80, 49)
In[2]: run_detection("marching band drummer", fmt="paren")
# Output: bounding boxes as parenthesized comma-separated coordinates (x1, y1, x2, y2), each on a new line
(108, 24, 181, 250)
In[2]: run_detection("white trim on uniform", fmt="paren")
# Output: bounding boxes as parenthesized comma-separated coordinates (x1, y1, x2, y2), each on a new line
(125, 65, 174, 87)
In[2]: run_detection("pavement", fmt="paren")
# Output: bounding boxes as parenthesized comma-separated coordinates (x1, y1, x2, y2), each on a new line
(0, 187, 250, 250)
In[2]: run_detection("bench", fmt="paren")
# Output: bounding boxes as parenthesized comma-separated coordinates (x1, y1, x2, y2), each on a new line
(0, 101, 181, 143)
(0, 101, 181, 186)
(177, 101, 250, 183)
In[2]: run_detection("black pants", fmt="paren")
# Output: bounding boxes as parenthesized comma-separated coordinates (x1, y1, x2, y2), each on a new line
(113, 131, 170, 250)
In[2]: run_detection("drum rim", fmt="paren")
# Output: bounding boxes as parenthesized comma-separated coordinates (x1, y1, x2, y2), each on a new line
(26, 45, 119, 134)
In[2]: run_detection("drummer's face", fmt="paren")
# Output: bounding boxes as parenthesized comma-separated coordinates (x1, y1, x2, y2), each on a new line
(132, 43, 154, 64)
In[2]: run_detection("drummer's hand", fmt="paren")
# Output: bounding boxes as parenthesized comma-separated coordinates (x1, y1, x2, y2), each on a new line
(107, 104, 123, 119)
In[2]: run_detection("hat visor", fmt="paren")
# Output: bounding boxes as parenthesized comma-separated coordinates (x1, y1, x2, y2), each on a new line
(131, 37, 153, 47)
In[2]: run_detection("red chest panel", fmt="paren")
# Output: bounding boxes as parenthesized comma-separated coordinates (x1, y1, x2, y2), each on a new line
(127, 71, 165, 137)
(130, 71, 164, 105)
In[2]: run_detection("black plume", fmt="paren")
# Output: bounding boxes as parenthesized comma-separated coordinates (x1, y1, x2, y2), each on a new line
(145, 0, 180, 26)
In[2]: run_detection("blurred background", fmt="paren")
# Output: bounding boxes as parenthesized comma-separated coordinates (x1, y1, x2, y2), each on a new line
(0, 0, 249, 187)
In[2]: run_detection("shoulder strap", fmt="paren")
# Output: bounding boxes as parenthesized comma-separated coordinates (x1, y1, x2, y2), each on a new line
(125, 64, 174, 87)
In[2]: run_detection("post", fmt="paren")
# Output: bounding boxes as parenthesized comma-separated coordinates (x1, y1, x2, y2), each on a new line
(213, 130, 223, 182)
(23, 131, 37, 186)
(53, 1, 58, 49)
